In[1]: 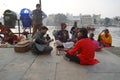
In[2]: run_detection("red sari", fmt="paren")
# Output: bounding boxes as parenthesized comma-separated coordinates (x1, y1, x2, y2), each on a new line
(0, 25, 6, 32)
(3, 29, 19, 44)
(67, 38, 99, 65)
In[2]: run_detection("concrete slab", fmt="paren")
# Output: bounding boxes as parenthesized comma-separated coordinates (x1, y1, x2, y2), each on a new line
(23, 49, 63, 80)
(0, 47, 120, 80)
(55, 58, 88, 80)
(105, 47, 120, 56)
(84, 49, 120, 73)
(0, 48, 17, 70)
(83, 49, 120, 80)
(87, 73, 120, 80)
(23, 61, 56, 80)
(54, 48, 120, 80)
(0, 48, 37, 80)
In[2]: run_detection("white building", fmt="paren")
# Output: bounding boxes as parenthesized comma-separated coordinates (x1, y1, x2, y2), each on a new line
(66, 13, 102, 28)
(66, 13, 81, 27)
(80, 15, 94, 28)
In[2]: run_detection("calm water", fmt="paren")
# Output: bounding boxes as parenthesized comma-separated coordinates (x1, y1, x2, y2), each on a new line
(94, 27, 120, 47)
(10, 26, 120, 47)
(48, 26, 120, 47)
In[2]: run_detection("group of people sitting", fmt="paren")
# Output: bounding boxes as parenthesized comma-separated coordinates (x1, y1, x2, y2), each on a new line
(54, 22, 112, 51)
(0, 22, 31, 45)
(52, 23, 99, 65)
(0, 20, 113, 65)
(0, 21, 53, 54)
(52, 21, 112, 65)
(0, 22, 20, 45)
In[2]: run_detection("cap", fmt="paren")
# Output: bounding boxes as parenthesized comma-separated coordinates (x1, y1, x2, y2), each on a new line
(61, 23, 67, 28)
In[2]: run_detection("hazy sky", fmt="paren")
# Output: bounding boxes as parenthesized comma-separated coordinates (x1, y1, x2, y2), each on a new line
(0, 0, 120, 18)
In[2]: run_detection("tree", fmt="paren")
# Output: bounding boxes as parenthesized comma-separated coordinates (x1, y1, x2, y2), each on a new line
(43, 13, 67, 26)
(94, 18, 97, 24)
(54, 13, 67, 26)
(44, 14, 55, 26)
(104, 17, 111, 27)
(114, 16, 120, 21)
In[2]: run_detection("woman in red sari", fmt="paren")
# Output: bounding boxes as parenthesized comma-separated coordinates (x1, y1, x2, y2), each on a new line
(0, 22, 20, 44)
(64, 28, 99, 65)
(0, 22, 6, 39)
(3, 28, 20, 44)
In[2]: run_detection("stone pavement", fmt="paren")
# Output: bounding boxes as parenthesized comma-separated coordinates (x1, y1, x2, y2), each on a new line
(0, 45, 120, 80)
(104, 47, 120, 57)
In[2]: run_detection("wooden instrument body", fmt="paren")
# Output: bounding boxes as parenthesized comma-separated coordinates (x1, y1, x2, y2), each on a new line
(14, 40, 31, 53)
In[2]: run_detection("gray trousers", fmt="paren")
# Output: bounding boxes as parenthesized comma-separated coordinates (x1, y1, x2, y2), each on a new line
(31, 42, 53, 54)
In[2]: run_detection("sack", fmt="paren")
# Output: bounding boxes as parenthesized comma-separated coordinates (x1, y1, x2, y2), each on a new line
(35, 42, 47, 51)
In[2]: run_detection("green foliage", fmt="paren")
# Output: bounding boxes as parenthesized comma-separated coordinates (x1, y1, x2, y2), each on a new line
(114, 16, 120, 21)
(45, 13, 67, 26)
(104, 17, 111, 27)
(54, 13, 67, 26)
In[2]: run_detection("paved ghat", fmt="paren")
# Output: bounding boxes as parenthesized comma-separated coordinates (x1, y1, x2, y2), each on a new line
(0, 45, 120, 80)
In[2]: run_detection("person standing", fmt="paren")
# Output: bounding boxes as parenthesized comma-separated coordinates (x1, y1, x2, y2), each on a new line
(31, 3, 47, 37)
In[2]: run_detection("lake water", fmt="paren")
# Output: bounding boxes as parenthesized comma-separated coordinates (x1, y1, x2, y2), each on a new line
(94, 27, 120, 47)
(47, 26, 120, 47)
(9, 26, 120, 47)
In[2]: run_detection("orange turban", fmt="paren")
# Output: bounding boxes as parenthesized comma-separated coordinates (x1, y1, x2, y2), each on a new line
(61, 23, 67, 28)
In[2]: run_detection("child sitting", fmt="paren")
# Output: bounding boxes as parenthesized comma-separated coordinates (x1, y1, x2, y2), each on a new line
(89, 33, 102, 51)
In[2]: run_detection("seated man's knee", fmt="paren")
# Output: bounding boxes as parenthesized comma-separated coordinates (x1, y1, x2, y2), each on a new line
(45, 46, 53, 52)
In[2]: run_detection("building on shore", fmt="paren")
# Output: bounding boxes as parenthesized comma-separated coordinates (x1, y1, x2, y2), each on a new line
(66, 13, 81, 27)
(80, 15, 94, 28)
(66, 13, 101, 28)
